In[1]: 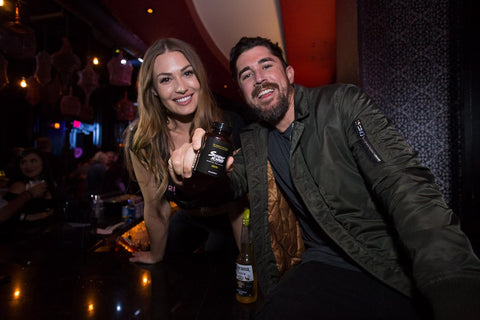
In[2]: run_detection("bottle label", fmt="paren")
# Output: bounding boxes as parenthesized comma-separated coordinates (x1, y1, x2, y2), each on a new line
(236, 263, 255, 297)
(194, 136, 231, 177)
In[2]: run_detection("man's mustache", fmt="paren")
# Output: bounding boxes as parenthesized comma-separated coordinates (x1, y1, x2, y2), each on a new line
(251, 83, 279, 99)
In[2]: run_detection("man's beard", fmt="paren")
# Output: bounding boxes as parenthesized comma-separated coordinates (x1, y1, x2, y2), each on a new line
(250, 83, 290, 124)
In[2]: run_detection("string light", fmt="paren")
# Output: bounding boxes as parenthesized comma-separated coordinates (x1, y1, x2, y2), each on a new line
(92, 57, 99, 65)
(19, 77, 27, 88)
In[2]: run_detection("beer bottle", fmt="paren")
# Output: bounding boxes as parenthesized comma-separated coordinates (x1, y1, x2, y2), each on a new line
(235, 208, 257, 303)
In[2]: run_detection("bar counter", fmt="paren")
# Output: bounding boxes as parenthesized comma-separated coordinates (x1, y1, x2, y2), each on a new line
(0, 217, 261, 319)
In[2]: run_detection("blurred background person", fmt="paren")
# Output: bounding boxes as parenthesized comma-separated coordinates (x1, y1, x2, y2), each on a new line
(85, 150, 108, 198)
(103, 149, 127, 194)
(0, 148, 59, 225)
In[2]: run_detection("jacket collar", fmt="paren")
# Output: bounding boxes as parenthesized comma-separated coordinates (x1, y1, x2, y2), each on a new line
(293, 84, 310, 122)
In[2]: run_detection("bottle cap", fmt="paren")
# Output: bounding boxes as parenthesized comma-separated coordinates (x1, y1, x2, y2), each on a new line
(242, 208, 250, 226)
(212, 121, 232, 135)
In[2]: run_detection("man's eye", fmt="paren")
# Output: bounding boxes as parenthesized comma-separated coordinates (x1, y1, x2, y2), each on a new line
(241, 73, 252, 81)
(263, 64, 272, 70)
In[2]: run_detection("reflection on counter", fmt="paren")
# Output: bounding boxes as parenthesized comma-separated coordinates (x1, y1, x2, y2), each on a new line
(117, 220, 148, 252)
(0, 197, 259, 319)
(115, 202, 178, 253)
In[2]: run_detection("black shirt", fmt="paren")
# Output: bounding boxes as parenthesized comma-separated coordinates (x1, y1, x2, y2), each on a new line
(268, 123, 360, 271)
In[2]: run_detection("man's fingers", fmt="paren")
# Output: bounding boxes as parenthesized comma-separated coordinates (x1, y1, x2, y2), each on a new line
(226, 156, 234, 173)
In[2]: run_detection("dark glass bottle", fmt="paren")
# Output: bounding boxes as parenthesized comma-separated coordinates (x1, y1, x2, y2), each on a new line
(235, 208, 258, 303)
(193, 122, 233, 177)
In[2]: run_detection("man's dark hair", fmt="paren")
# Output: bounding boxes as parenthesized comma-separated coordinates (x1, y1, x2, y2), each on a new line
(229, 36, 288, 80)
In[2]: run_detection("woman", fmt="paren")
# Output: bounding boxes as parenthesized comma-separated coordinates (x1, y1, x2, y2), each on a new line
(124, 38, 246, 263)
(0, 148, 58, 224)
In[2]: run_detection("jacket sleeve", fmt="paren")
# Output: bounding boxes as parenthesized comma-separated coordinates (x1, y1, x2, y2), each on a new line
(229, 143, 249, 200)
(339, 84, 480, 319)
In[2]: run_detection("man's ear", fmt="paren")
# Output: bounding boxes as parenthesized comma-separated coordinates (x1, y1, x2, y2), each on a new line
(286, 65, 294, 84)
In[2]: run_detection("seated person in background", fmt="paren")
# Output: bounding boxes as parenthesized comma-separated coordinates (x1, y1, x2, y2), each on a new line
(85, 150, 108, 198)
(35, 136, 63, 186)
(124, 38, 246, 264)
(0, 148, 58, 224)
(103, 150, 127, 194)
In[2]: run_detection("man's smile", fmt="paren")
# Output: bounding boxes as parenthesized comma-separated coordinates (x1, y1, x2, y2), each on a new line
(252, 83, 279, 100)
(258, 88, 274, 99)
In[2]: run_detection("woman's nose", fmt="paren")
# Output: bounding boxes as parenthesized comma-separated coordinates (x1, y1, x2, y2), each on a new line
(175, 78, 187, 93)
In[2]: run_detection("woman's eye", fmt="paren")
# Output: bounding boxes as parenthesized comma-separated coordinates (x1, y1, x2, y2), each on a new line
(159, 77, 171, 84)
(184, 70, 194, 77)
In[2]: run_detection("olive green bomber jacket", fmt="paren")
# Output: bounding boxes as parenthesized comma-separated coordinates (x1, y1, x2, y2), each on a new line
(229, 84, 480, 313)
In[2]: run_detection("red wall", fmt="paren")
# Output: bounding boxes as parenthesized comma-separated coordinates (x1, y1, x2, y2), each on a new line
(279, 0, 336, 87)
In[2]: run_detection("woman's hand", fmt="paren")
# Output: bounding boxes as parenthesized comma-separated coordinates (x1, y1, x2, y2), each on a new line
(129, 250, 161, 264)
(28, 181, 48, 198)
(169, 128, 234, 186)
(169, 128, 206, 183)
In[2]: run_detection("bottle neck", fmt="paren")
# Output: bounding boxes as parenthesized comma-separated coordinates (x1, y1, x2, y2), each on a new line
(211, 122, 232, 137)
(240, 223, 251, 244)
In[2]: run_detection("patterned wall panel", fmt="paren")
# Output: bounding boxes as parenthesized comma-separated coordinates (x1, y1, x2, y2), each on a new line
(357, 0, 461, 209)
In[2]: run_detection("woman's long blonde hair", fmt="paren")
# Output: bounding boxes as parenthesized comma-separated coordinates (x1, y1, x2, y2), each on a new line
(124, 38, 222, 197)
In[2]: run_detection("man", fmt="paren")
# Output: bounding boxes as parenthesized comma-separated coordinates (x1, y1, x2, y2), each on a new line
(170, 37, 480, 319)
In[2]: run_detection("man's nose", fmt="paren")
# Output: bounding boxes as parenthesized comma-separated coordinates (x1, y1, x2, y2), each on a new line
(255, 76, 266, 85)
(254, 70, 267, 85)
